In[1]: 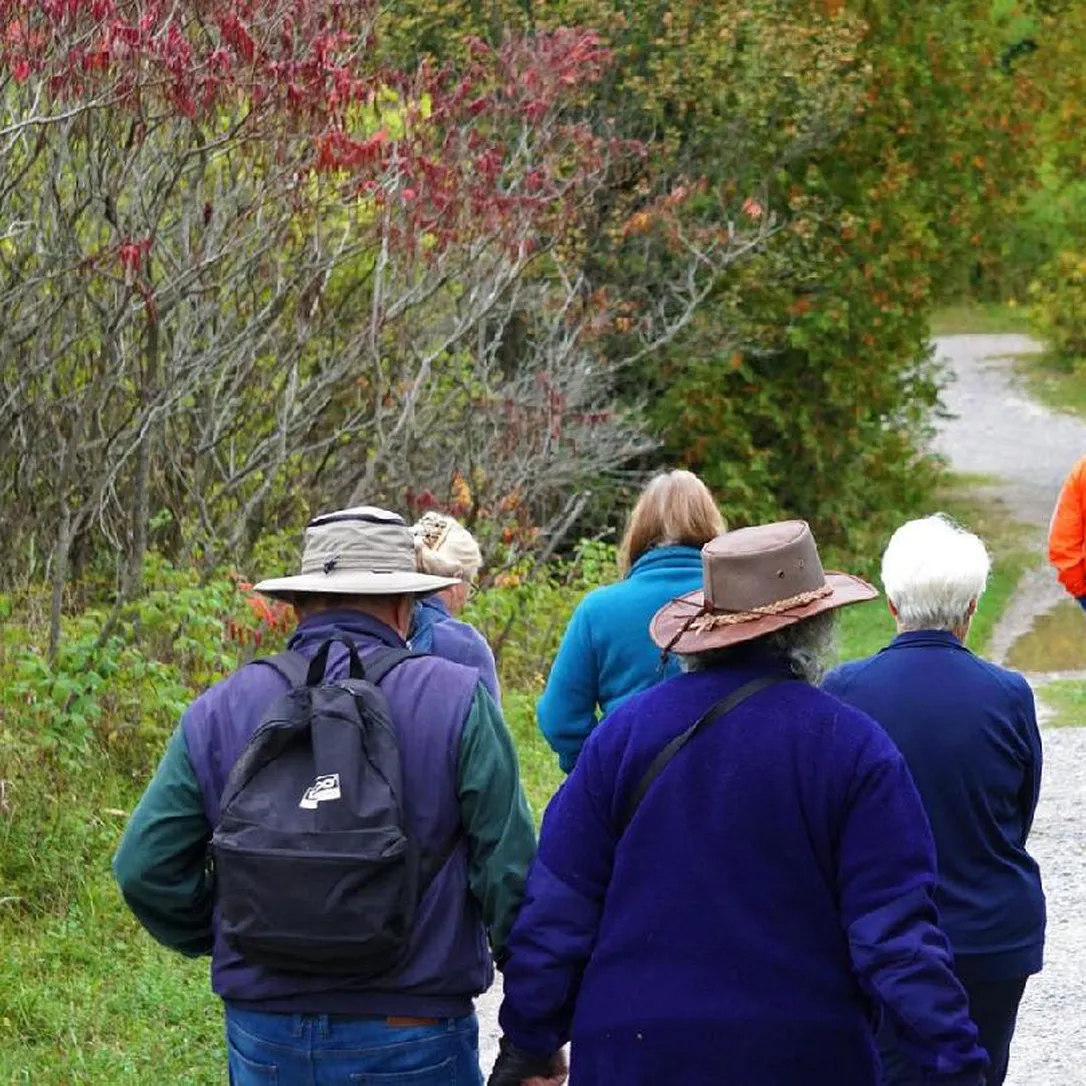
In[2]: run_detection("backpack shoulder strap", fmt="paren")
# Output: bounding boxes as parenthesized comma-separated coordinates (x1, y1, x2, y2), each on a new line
(252, 646, 413, 690)
(252, 650, 310, 690)
(619, 673, 793, 834)
(362, 646, 415, 686)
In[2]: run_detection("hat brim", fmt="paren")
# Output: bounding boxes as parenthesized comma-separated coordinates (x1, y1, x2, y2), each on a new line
(253, 570, 462, 601)
(650, 571, 879, 655)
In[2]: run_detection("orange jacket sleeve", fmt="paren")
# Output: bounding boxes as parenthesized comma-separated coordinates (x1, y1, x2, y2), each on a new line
(1049, 456, 1086, 598)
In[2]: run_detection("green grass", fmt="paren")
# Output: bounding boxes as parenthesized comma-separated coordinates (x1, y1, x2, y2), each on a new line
(1015, 351, 1086, 420)
(1033, 679, 1086, 728)
(930, 301, 1031, 336)
(0, 759, 224, 1084)
(502, 690, 566, 820)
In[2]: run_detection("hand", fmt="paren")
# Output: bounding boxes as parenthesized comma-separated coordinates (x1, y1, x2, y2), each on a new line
(487, 1038, 567, 1086)
(524, 1049, 568, 1085)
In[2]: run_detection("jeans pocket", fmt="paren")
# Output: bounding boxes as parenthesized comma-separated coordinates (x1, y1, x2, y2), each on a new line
(349, 1055, 457, 1084)
(227, 1037, 279, 1085)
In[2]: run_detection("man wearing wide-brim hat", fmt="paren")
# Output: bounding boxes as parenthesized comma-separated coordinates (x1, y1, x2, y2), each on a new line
(490, 521, 989, 1086)
(114, 507, 536, 1086)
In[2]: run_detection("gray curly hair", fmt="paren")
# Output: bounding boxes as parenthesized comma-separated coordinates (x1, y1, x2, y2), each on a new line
(679, 611, 837, 685)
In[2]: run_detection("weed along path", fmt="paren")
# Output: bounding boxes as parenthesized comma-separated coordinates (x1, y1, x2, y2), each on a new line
(934, 334, 1086, 1085)
(475, 335, 1086, 1081)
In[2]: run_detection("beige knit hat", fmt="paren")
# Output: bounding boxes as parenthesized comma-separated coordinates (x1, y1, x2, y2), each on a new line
(412, 512, 483, 582)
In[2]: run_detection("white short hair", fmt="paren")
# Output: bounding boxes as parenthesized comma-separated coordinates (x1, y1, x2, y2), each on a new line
(880, 514, 990, 632)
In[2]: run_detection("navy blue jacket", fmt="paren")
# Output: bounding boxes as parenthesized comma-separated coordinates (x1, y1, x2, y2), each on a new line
(410, 595, 501, 703)
(500, 660, 988, 1084)
(825, 630, 1045, 982)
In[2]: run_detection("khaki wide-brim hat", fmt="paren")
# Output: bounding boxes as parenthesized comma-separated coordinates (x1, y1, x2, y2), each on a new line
(254, 506, 461, 601)
(651, 520, 877, 655)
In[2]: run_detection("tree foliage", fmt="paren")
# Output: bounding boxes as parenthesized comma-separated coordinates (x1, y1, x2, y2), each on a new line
(391, 0, 1041, 554)
(0, 1, 644, 651)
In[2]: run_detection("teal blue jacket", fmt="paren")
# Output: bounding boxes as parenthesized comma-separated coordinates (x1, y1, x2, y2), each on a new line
(536, 545, 703, 772)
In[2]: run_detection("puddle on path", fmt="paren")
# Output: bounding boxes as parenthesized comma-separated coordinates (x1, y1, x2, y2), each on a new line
(1007, 601, 1086, 673)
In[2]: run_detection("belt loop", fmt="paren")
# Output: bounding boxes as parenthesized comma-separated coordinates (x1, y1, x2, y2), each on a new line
(292, 1014, 306, 1039)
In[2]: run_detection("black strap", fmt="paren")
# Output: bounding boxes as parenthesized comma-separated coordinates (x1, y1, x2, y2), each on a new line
(254, 644, 413, 690)
(620, 674, 792, 833)
(306, 637, 366, 684)
(360, 646, 413, 685)
(253, 650, 310, 689)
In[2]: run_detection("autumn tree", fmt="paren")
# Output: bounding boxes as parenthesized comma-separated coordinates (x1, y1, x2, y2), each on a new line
(387, 0, 1040, 558)
(0, 0, 790, 652)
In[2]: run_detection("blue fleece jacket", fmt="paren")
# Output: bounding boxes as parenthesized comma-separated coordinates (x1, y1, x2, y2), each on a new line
(410, 596, 500, 703)
(536, 544, 703, 772)
(824, 630, 1045, 982)
(500, 660, 988, 1085)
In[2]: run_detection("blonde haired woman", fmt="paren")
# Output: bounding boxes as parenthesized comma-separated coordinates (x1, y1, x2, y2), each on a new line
(537, 470, 725, 772)
(412, 512, 500, 702)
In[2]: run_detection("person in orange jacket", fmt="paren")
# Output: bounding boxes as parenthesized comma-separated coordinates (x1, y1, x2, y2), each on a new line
(1049, 454, 1086, 607)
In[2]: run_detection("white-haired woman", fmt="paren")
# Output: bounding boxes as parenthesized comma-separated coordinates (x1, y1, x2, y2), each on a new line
(824, 514, 1045, 1086)
(411, 512, 500, 702)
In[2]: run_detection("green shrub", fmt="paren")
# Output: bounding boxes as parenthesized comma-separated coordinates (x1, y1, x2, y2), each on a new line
(1029, 250, 1086, 365)
(465, 539, 618, 693)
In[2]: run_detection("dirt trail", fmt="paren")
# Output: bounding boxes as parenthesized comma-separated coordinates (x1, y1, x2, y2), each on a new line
(931, 334, 1086, 662)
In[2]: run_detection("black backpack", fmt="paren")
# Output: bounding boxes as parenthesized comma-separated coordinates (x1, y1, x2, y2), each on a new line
(211, 637, 436, 976)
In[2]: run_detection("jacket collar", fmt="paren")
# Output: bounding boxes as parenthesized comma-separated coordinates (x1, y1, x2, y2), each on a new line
(883, 629, 969, 653)
(289, 608, 406, 652)
(629, 544, 703, 577)
(421, 595, 451, 619)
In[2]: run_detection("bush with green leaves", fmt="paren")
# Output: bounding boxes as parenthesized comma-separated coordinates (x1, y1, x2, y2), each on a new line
(1030, 251, 1086, 366)
(464, 539, 619, 693)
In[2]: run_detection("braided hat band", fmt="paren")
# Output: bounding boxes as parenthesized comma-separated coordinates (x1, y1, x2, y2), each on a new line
(650, 521, 878, 656)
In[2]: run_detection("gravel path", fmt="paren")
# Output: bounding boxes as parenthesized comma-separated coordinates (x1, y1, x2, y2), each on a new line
(475, 335, 1086, 1082)
(931, 334, 1086, 662)
(1008, 726, 1086, 1085)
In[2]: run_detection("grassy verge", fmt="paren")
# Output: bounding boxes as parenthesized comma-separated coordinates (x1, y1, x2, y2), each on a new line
(0, 755, 224, 1084)
(1016, 351, 1086, 420)
(1033, 679, 1086, 728)
(930, 301, 1031, 337)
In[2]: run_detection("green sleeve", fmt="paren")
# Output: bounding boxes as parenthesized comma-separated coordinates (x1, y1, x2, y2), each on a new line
(112, 725, 214, 956)
(457, 685, 538, 964)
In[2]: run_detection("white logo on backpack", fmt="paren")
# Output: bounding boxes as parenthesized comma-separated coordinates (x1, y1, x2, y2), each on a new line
(299, 773, 341, 809)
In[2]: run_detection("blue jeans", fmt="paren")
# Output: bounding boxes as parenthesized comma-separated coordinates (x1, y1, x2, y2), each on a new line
(224, 1005, 484, 1086)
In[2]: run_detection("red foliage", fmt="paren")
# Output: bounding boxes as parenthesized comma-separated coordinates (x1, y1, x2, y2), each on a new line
(227, 579, 295, 646)
(0, 1, 615, 260)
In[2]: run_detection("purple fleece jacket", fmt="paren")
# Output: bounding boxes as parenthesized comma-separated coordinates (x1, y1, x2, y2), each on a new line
(498, 658, 989, 1086)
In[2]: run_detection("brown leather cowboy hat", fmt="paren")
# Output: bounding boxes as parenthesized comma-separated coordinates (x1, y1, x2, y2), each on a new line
(650, 520, 877, 655)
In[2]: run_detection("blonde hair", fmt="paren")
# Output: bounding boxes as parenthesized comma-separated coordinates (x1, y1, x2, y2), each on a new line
(412, 512, 483, 582)
(618, 470, 725, 574)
